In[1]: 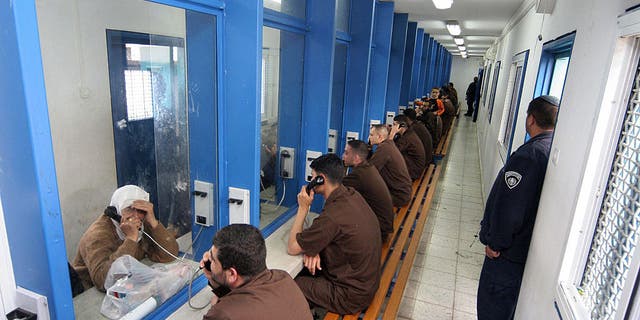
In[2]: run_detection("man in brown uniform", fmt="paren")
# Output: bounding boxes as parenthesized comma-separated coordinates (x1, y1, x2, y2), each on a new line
(288, 154, 381, 315)
(404, 108, 433, 165)
(368, 124, 412, 207)
(390, 115, 426, 181)
(73, 185, 179, 291)
(200, 224, 312, 320)
(342, 139, 394, 240)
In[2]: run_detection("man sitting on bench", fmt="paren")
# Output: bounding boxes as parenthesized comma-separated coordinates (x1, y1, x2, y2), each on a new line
(287, 154, 381, 315)
(342, 139, 394, 241)
(369, 124, 412, 207)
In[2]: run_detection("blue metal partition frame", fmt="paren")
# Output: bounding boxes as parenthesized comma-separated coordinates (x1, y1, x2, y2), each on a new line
(426, 36, 437, 93)
(343, 0, 375, 137)
(399, 21, 418, 106)
(409, 28, 424, 100)
(417, 34, 431, 98)
(0, 1, 71, 319)
(366, 1, 394, 135)
(300, 0, 337, 215)
(385, 13, 408, 112)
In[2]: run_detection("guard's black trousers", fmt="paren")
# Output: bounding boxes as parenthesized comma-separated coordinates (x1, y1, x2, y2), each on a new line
(477, 256, 525, 320)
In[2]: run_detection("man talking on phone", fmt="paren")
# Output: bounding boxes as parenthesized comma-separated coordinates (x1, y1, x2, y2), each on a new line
(72, 185, 179, 291)
(287, 154, 381, 315)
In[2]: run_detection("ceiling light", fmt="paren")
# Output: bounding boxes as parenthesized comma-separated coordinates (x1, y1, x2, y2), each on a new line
(432, 0, 453, 10)
(454, 37, 464, 45)
(458, 45, 466, 51)
(445, 20, 461, 36)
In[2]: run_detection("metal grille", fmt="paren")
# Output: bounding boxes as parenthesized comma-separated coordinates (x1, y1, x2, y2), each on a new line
(580, 62, 640, 319)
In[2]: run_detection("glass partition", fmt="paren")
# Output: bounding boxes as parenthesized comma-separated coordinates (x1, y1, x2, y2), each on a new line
(35, 0, 218, 316)
(336, 0, 351, 33)
(330, 42, 348, 154)
(260, 26, 305, 229)
(264, 0, 306, 19)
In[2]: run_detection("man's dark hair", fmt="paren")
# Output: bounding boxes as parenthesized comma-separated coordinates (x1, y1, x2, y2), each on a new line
(310, 153, 345, 184)
(213, 224, 266, 278)
(448, 82, 454, 88)
(394, 114, 409, 127)
(440, 86, 450, 97)
(347, 140, 370, 160)
(403, 108, 417, 121)
(527, 95, 559, 129)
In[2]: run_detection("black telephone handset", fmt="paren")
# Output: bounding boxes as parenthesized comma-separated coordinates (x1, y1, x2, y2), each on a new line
(203, 260, 211, 272)
(306, 176, 325, 195)
(104, 206, 120, 223)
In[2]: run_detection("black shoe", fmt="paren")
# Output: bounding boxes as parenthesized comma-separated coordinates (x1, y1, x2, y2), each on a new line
(464, 113, 472, 117)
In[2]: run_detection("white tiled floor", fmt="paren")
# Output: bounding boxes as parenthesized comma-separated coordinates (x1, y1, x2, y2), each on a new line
(398, 117, 485, 320)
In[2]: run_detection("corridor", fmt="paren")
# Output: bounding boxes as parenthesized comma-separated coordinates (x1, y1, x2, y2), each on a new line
(398, 117, 485, 320)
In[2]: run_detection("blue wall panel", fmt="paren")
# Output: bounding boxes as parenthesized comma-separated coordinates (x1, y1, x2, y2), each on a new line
(302, 0, 336, 212)
(224, 1, 262, 228)
(417, 34, 430, 99)
(366, 1, 394, 135)
(385, 13, 408, 112)
(426, 36, 437, 92)
(409, 28, 424, 100)
(0, 1, 72, 319)
(343, 0, 375, 136)
(399, 21, 417, 106)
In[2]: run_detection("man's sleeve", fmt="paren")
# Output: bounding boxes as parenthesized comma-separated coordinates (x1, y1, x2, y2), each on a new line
(487, 152, 543, 251)
(369, 148, 387, 170)
(203, 305, 231, 320)
(296, 215, 340, 256)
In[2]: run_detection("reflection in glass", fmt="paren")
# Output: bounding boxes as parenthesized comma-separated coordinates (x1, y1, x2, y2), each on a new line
(336, 0, 351, 33)
(503, 66, 524, 152)
(107, 31, 190, 238)
(260, 26, 304, 229)
(264, 0, 306, 20)
(330, 42, 348, 154)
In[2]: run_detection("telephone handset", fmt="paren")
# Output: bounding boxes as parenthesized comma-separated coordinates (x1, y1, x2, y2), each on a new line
(104, 206, 120, 222)
(104, 206, 142, 231)
(306, 176, 325, 195)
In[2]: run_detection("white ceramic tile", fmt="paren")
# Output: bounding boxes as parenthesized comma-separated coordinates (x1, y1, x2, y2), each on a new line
(453, 309, 477, 320)
(454, 291, 477, 314)
(420, 268, 456, 291)
(455, 275, 479, 295)
(456, 249, 485, 266)
(423, 255, 458, 274)
(411, 300, 454, 320)
(456, 261, 483, 280)
(415, 284, 455, 308)
(425, 243, 459, 261)
(398, 297, 415, 318)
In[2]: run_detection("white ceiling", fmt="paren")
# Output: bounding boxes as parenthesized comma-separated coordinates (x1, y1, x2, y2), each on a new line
(390, 0, 525, 56)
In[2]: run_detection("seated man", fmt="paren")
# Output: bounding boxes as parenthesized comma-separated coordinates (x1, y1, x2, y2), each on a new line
(403, 108, 433, 166)
(288, 154, 381, 315)
(200, 224, 312, 320)
(342, 139, 394, 240)
(73, 185, 179, 291)
(390, 115, 426, 181)
(368, 124, 412, 207)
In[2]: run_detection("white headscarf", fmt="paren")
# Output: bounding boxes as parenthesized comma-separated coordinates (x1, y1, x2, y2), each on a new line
(108, 185, 149, 241)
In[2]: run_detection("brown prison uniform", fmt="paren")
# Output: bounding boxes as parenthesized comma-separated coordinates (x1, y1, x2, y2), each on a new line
(411, 121, 433, 165)
(73, 214, 178, 291)
(394, 130, 426, 181)
(442, 98, 456, 134)
(342, 161, 394, 239)
(369, 139, 412, 206)
(204, 269, 313, 320)
(295, 185, 381, 315)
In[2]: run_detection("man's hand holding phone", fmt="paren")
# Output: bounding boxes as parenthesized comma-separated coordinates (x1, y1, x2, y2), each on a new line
(132, 200, 158, 229)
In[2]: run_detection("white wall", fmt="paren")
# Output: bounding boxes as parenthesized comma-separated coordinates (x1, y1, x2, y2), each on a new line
(474, 0, 631, 318)
(35, 0, 185, 259)
(449, 56, 483, 103)
(0, 196, 16, 315)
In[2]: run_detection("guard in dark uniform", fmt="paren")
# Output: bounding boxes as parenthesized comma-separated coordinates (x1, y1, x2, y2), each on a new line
(477, 96, 559, 320)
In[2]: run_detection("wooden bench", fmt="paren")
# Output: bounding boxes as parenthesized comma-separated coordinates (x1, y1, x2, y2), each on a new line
(434, 116, 457, 157)
(323, 163, 441, 320)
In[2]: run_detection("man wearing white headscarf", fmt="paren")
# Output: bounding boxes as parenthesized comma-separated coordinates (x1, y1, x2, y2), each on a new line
(72, 185, 179, 291)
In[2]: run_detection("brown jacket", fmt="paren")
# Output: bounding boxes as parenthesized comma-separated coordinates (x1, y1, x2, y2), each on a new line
(204, 269, 312, 320)
(73, 214, 178, 291)
(395, 130, 426, 181)
(369, 140, 412, 206)
(343, 161, 394, 238)
(410, 121, 433, 165)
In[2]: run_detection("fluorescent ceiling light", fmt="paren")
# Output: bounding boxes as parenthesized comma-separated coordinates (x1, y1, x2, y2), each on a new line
(454, 37, 464, 45)
(446, 20, 461, 36)
(458, 45, 466, 51)
(432, 0, 453, 10)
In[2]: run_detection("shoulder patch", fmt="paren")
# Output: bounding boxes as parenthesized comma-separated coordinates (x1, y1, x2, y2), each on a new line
(504, 171, 522, 189)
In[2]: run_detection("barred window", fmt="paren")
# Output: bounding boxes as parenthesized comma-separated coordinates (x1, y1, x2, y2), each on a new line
(580, 60, 640, 319)
(124, 69, 153, 121)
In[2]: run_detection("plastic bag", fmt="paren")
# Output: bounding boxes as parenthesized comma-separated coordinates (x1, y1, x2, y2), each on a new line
(100, 255, 192, 319)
